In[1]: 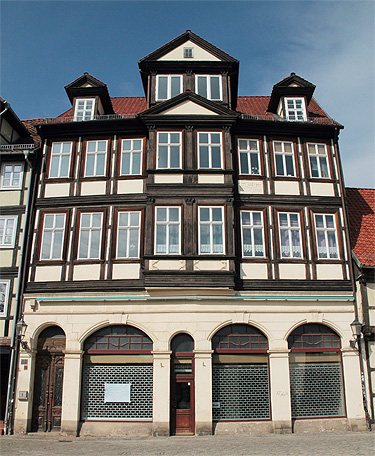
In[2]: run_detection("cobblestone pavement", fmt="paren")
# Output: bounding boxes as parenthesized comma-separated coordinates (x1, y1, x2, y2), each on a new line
(1, 432, 374, 456)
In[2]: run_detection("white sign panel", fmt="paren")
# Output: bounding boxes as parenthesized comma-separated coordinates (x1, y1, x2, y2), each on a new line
(104, 383, 131, 403)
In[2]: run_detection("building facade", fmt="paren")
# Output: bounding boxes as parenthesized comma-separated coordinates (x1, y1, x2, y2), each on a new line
(0, 98, 40, 432)
(13, 31, 366, 436)
(346, 187, 375, 426)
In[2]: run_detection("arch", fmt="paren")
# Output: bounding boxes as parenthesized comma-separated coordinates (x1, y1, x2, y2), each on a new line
(211, 323, 268, 352)
(284, 318, 345, 342)
(32, 322, 66, 342)
(170, 333, 194, 353)
(208, 319, 272, 342)
(287, 322, 341, 351)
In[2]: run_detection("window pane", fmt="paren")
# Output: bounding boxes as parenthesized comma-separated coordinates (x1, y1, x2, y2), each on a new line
(96, 154, 105, 176)
(320, 157, 329, 177)
(170, 146, 180, 168)
(285, 155, 294, 176)
(199, 146, 209, 168)
(156, 225, 167, 253)
(310, 156, 319, 177)
(55, 215, 65, 228)
(211, 133, 221, 144)
(92, 214, 102, 227)
(130, 212, 139, 226)
(212, 208, 222, 222)
(121, 153, 131, 175)
(276, 155, 284, 175)
(171, 77, 181, 97)
(326, 215, 334, 228)
(158, 146, 168, 168)
(200, 208, 209, 221)
(132, 152, 141, 174)
(199, 133, 209, 144)
(328, 232, 338, 258)
(169, 225, 179, 252)
(315, 215, 324, 228)
(210, 77, 220, 100)
(250, 153, 259, 174)
(241, 211, 250, 226)
(117, 230, 128, 258)
(170, 133, 180, 144)
(254, 229, 264, 256)
(159, 133, 168, 143)
(240, 152, 249, 174)
(133, 139, 142, 150)
(197, 77, 207, 98)
(291, 231, 302, 257)
(85, 155, 95, 176)
(200, 225, 210, 253)
(213, 225, 223, 253)
(41, 232, 52, 259)
(157, 208, 167, 221)
(60, 155, 70, 177)
(279, 214, 288, 226)
(50, 157, 59, 177)
(90, 230, 100, 258)
(119, 212, 128, 226)
(253, 212, 262, 226)
(79, 231, 89, 258)
(52, 231, 63, 259)
(128, 229, 139, 257)
(243, 229, 252, 256)
(158, 77, 168, 99)
(81, 214, 91, 227)
(211, 146, 221, 168)
(169, 208, 179, 222)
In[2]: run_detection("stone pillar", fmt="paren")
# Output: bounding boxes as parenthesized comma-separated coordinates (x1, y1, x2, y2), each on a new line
(194, 350, 213, 435)
(152, 351, 171, 436)
(341, 349, 367, 431)
(61, 350, 83, 436)
(268, 350, 292, 433)
(14, 349, 36, 434)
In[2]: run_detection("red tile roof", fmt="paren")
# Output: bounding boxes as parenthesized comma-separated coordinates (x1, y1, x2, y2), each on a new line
(21, 119, 44, 147)
(346, 188, 375, 267)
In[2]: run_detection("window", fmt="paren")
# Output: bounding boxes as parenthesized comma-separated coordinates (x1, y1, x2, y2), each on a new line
(273, 141, 295, 177)
(196, 75, 222, 101)
(308, 143, 330, 178)
(157, 132, 181, 169)
(278, 212, 302, 258)
(241, 211, 265, 257)
(0, 281, 10, 317)
(84, 140, 108, 177)
(0, 163, 23, 189)
(156, 75, 182, 101)
(120, 139, 143, 176)
(49, 142, 73, 178)
(0, 216, 17, 247)
(238, 139, 260, 175)
(74, 98, 95, 121)
(117, 211, 141, 259)
(284, 97, 306, 121)
(199, 206, 224, 254)
(40, 213, 66, 260)
(198, 132, 222, 169)
(155, 207, 181, 254)
(314, 214, 339, 259)
(78, 212, 103, 259)
(184, 48, 193, 58)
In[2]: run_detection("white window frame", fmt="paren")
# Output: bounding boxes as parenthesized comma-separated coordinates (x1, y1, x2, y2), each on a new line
(197, 132, 223, 169)
(156, 75, 183, 101)
(116, 211, 141, 259)
(273, 141, 296, 177)
(195, 75, 222, 101)
(237, 139, 261, 175)
(77, 212, 103, 260)
(284, 97, 307, 121)
(156, 132, 182, 170)
(40, 213, 66, 260)
(0, 216, 17, 248)
(198, 206, 225, 255)
(0, 163, 23, 190)
(314, 213, 339, 260)
(120, 138, 143, 176)
(49, 142, 73, 178)
(184, 47, 194, 58)
(307, 143, 330, 179)
(0, 280, 10, 317)
(278, 212, 303, 259)
(84, 140, 108, 177)
(154, 206, 181, 255)
(240, 210, 265, 258)
(74, 98, 95, 121)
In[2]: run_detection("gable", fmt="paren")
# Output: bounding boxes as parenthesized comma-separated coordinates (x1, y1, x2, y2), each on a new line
(158, 40, 221, 62)
(160, 100, 219, 115)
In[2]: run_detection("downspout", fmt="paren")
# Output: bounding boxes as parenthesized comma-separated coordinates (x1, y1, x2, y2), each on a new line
(4, 149, 35, 434)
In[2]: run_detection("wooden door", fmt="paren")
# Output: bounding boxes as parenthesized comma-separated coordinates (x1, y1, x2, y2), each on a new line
(32, 354, 64, 432)
(171, 375, 194, 435)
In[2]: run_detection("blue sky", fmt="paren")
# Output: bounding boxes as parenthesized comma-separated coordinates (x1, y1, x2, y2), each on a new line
(1, 0, 374, 188)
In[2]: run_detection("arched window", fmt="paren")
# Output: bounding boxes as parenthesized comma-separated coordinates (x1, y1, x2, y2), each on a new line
(288, 323, 345, 419)
(84, 325, 153, 352)
(171, 333, 194, 353)
(211, 324, 270, 422)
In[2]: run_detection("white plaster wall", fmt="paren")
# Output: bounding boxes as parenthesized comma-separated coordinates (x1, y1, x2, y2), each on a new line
(112, 263, 140, 280)
(193, 260, 229, 271)
(316, 264, 343, 280)
(310, 182, 335, 197)
(81, 181, 106, 196)
(368, 341, 375, 369)
(149, 260, 186, 271)
(238, 180, 263, 194)
(198, 174, 224, 184)
(278, 263, 306, 280)
(161, 101, 218, 115)
(240, 262, 268, 279)
(0, 190, 20, 206)
(158, 41, 220, 61)
(35, 265, 62, 282)
(154, 174, 183, 184)
(73, 263, 101, 281)
(274, 181, 300, 195)
(117, 180, 144, 194)
(44, 182, 70, 198)
(0, 250, 13, 267)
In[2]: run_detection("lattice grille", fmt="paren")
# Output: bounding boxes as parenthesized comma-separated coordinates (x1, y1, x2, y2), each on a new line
(81, 364, 153, 420)
(212, 364, 270, 420)
(290, 362, 345, 418)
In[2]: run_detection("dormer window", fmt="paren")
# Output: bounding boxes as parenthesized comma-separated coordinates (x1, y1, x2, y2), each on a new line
(184, 47, 194, 58)
(74, 98, 95, 121)
(156, 75, 182, 101)
(284, 97, 306, 121)
(196, 75, 222, 101)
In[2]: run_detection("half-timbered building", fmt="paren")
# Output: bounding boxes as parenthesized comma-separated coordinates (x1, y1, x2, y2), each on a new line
(14, 31, 366, 436)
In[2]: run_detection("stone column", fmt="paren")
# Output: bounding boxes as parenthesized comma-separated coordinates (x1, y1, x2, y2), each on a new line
(341, 349, 367, 431)
(152, 351, 171, 436)
(194, 350, 213, 435)
(61, 350, 83, 436)
(268, 350, 292, 433)
(14, 349, 36, 434)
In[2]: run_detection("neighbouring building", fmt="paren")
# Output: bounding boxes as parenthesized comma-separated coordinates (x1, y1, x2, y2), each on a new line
(346, 187, 375, 426)
(13, 31, 366, 436)
(0, 98, 41, 432)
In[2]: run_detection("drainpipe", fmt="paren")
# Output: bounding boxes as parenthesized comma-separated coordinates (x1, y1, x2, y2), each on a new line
(4, 148, 35, 434)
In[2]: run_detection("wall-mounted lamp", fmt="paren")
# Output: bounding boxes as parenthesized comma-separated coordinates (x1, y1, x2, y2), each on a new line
(350, 319, 364, 349)
(16, 318, 29, 351)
